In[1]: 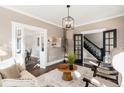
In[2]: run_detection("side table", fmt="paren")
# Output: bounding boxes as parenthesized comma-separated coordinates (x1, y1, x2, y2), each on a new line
(58, 64, 77, 81)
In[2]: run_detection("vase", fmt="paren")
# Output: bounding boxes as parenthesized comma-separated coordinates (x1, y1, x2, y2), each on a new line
(69, 64, 73, 70)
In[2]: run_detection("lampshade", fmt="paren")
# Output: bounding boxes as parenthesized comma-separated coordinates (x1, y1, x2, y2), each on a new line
(62, 5, 74, 30)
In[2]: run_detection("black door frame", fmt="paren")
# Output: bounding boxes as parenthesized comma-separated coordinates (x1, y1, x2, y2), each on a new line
(103, 29, 117, 57)
(74, 34, 83, 65)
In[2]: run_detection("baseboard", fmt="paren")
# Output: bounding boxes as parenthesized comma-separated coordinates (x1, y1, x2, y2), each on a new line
(47, 58, 64, 66)
(31, 55, 39, 59)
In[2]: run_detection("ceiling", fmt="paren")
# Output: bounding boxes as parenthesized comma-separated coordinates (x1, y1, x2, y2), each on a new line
(3, 5, 124, 27)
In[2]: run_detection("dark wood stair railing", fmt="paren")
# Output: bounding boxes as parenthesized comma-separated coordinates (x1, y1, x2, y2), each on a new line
(84, 36, 103, 61)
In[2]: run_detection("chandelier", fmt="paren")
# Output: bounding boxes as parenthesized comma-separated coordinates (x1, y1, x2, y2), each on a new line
(62, 5, 74, 30)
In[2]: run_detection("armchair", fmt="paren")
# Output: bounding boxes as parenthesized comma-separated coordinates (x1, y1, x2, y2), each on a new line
(89, 60, 119, 84)
(0, 58, 37, 87)
(83, 77, 106, 87)
(83, 48, 124, 87)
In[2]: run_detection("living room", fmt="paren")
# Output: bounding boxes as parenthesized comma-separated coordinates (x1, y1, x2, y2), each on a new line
(0, 0, 124, 92)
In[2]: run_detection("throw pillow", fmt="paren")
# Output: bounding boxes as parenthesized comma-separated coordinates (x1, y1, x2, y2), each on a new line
(0, 72, 5, 79)
(15, 64, 25, 72)
(0, 64, 21, 79)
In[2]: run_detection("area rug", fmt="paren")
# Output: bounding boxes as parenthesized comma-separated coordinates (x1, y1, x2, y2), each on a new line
(37, 65, 119, 87)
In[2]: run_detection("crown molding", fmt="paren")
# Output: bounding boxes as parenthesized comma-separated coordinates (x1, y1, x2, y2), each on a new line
(76, 13, 124, 27)
(1, 6, 61, 28)
(81, 28, 106, 34)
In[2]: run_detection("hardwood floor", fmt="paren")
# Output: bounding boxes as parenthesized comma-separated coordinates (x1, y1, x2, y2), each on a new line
(26, 58, 119, 85)
(26, 57, 87, 77)
(26, 61, 64, 77)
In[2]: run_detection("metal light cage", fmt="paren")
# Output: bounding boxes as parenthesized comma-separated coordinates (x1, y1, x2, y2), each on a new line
(62, 5, 74, 30)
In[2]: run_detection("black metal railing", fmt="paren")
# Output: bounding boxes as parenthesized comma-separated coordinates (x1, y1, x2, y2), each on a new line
(84, 36, 103, 61)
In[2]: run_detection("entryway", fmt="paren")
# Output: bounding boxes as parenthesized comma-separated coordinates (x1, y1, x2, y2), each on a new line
(12, 22, 47, 69)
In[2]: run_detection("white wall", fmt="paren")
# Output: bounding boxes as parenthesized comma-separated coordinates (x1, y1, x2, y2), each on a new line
(83, 48, 97, 60)
(85, 32, 103, 48)
(24, 28, 40, 58)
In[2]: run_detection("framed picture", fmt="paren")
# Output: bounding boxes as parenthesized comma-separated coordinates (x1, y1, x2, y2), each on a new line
(48, 37, 62, 47)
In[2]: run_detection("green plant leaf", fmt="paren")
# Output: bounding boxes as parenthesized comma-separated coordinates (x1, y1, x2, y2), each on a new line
(67, 51, 75, 65)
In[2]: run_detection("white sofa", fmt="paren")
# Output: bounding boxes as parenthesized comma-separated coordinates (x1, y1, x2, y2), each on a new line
(0, 58, 37, 87)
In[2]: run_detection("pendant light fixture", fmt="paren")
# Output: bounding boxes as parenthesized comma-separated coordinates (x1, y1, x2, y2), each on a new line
(62, 5, 74, 30)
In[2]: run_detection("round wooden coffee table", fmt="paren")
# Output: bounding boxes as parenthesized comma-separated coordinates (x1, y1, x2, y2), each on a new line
(58, 64, 77, 81)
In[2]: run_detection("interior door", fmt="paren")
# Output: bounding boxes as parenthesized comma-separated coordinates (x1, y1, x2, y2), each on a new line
(74, 34, 83, 65)
(12, 22, 25, 68)
(40, 31, 47, 68)
(103, 29, 117, 57)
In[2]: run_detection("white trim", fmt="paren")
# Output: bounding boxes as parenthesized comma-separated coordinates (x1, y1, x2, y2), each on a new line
(11, 21, 47, 31)
(76, 13, 124, 27)
(40, 29, 48, 68)
(81, 28, 106, 34)
(40, 64, 46, 69)
(2, 6, 61, 27)
(47, 58, 64, 66)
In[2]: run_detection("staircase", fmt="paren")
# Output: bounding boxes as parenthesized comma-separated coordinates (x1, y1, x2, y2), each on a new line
(84, 36, 103, 61)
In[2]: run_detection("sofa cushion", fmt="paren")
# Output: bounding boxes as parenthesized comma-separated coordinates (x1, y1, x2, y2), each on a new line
(0, 72, 6, 80)
(0, 64, 20, 79)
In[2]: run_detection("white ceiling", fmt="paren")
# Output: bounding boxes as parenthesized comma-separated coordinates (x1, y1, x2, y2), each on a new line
(3, 5, 124, 27)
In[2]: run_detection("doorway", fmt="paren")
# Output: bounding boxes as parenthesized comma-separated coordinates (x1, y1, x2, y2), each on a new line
(24, 28, 41, 69)
(74, 34, 83, 65)
(103, 29, 117, 57)
(80, 28, 117, 65)
(12, 22, 47, 69)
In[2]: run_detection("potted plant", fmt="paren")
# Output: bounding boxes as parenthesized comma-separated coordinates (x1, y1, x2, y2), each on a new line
(67, 51, 75, 70)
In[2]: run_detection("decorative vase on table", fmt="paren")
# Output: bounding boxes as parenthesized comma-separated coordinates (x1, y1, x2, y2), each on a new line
(69, 64, 73, 70)
(67, 51, 75, 70)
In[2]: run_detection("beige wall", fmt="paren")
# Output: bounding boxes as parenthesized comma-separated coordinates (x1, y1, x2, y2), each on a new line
(67, 16, 124, 52)
(85, 32, 103, 48)
(0, 7, 64, 61)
